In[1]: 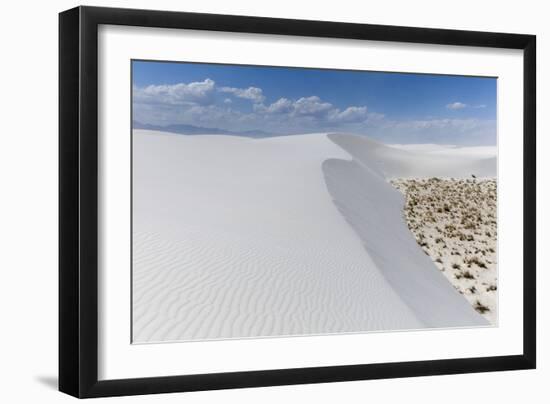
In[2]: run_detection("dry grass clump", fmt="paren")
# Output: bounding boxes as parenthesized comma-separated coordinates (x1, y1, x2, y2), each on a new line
(391, 177, 497, 324)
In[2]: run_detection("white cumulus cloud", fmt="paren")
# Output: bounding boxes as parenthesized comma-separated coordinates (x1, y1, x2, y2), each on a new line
(133, 79, 216, 106)
(219, 86, 265, 103)
(446, 101, 467, 110)
(329, 106, 369, 123)
(292, 96, 333, 117)
(263, 98, 294, 114)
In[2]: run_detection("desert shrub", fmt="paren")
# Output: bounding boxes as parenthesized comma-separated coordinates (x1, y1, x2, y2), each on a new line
(462, 271, 475, 279)
(474, 300, 490, 314)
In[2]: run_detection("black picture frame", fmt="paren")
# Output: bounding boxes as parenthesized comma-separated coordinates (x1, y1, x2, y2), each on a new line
(59, 5, 536, 398)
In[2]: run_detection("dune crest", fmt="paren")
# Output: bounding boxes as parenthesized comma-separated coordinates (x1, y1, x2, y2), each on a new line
(132, 130, 491, 343)
(323, 134, 489, 327)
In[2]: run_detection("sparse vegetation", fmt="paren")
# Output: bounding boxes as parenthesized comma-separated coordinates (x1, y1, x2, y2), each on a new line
(391, 177, 497, 324)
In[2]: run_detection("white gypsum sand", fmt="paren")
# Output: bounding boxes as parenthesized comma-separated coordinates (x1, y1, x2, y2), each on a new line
(390, 178, 497, 324)
(132, 130, 493, 343)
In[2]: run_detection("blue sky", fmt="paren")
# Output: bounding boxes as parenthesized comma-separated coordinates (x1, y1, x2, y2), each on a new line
(132, 60, 497, 145)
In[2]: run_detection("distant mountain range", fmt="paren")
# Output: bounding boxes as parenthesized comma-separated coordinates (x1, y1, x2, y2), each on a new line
(132, 121, 278, 138)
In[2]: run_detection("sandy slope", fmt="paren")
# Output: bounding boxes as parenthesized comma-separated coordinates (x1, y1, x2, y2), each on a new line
(331, 134, 496, 179)
(132, 130, 490, 343)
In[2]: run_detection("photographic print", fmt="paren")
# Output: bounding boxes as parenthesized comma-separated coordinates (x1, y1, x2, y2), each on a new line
(131, 60, 497, 343)
(59, 8, 536, 396)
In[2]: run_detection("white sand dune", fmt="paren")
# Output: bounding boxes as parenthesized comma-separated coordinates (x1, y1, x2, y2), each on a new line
(391, 143, 497, 159)
(331, 134, 496, 179)
(132, 129, 491, 343)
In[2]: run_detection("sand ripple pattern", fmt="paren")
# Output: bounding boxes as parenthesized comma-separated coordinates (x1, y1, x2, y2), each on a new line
(132, 130, 488, 343)
(133, 227, 422, 342)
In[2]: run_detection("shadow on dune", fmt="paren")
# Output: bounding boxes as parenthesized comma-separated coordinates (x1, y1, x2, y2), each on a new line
(322, 134, 488, 328)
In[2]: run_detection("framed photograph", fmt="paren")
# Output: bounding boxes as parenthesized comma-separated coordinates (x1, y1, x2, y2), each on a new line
(59, 6, 536, 398)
